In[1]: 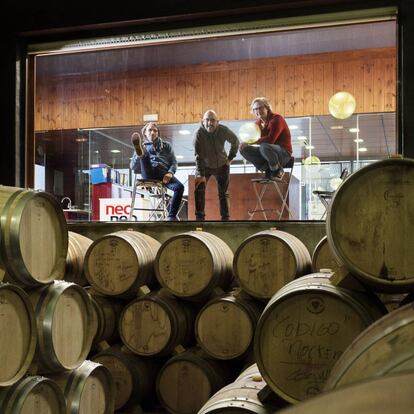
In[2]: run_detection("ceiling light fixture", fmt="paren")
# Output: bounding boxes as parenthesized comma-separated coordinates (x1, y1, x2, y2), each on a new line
(110, 149, 121, 153)
(349, 128, 360, 133)
(297, 136, 307, 141)
(330, 125, 344, 130)
(358, 147, 368, 152)
(353, 138, 364, 143)
(305, 145, 315, 150)
(289, 125, 299, 130)
(178, 130, 191, 135)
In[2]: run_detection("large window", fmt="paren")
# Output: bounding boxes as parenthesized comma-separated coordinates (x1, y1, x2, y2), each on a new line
(31, 17, 397, 221)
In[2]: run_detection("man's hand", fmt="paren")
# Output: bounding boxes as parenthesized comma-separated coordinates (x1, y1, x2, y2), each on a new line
(225, 159, 232, 166)
(239, 142, 248, 151)
(194, 176, 206, 189)
(163, 172, 173, 184)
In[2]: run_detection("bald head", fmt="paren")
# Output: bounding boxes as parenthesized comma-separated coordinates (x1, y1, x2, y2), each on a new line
(202, 110, 219, 133)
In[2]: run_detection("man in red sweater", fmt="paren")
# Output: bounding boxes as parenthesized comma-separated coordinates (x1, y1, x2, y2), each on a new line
(240, 97, 292, 180)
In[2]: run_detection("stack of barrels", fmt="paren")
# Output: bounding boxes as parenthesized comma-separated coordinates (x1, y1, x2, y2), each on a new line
(2, 157, 414, 413)
(0, 186, 114, 414)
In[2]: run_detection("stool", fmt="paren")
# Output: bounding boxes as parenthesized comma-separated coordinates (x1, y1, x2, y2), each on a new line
(129, 177, 169, 221)
(248, 157, 295, 220)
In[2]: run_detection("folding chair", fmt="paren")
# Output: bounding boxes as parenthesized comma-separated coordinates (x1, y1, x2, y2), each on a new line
(248, 157, 295, 220)
(129, 176, 169, 221)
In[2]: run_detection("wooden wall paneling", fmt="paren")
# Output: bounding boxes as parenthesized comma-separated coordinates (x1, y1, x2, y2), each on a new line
(353, 61, 365, 114)
(151, 76, 160, 122)
(264, 66, 276, 114)
(285, 64, 295, 116)
(303, 64, 314, 116)
(220, 71, 230, 120)
(184, 74, 194, 123)
(201, 72, 213, 116)
(176, 75, 186, 123)
(256, 67, 267, 98)
(34, 48, 397, 131)
(294, 64, 304, 116)
(385, 58, 396, 112)
(274, 65, 285, 115)
(211, 71, 222, 116)
(237, 69, 249, 120)
(313, 63, 324, 116)
(333, 61, 344, 97)
(363, 62, 375, 113)
(193, 73, 203, 122)
(125, 76, 136, 125)
(373, 58, 385, 112)
(323, 62, 334, 115)
(159, 75, 170, 124)
(228, 70, 239, 120)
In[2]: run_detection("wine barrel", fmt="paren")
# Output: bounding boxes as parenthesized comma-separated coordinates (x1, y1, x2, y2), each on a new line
(28, 280, 94, 373)
(155, 231, 233, 301)
(86, 288, 123, 348)
(325, 302, 414, 391)
(92, 344, 159, 410)
(254, 272, 386, 404)
(119, 290, 195, 356)
(0, 283, 37, 386)
(84, 230, 161, 299)
(0, 186, 68, 287)
(156, 347, 232, 414)
(327, 157, 414, 292)
(65, 231, 94, 286)
(233, 229, 312, 300)
(0, 376, 66, 414)
(49, 360, 115, 414)
(198, 364, 279, 414)
(278, 371, 414, 414)
(311, 235, 343, 273)
(195, 290, 262, 360)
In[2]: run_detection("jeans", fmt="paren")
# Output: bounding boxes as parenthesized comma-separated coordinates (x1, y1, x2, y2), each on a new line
(194, 164, 230, 220)
(139, 155, 184, 218)
(240, 143, 291, 172)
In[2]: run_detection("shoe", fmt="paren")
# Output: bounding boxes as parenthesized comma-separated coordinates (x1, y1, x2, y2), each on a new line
(270, 168, 284, 181)
(166, 216, 179, 221)
(264, 169, 272, 180)
(131, 132, 144, 157)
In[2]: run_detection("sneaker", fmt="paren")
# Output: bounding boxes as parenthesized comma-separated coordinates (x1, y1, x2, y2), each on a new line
(270, 168, 284, 181)
(131, 132, 144, 157)
(264, 169, 272, 180)
(166, 216, 179, 221)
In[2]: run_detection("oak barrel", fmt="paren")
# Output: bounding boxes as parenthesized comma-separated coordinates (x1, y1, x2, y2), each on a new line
(195, 290, 262, 360)
(0, 186, 68, 287)
(156, 347, 232, 414)
(233, 229, 312, 300)
(49, 360, 115, 414)
(325, 301, 414, 391)
(155, 230, 233, 301)
(119, 290, 195, 356)
(0, 376, 66, 414)
(92, 344, 159, 410)
(28, 280, 94, 373)
(0, 283, 37, 386)
(198, 363, 277, 413)
(86, 289, 123, 348)
(311, 235, 343, 273)
(65, 231, 94, 286)
(279, 371, 414, 414)
(327, 157, 414, 292)
(84, 230, 161, 299)
(254, 272, 386, 403)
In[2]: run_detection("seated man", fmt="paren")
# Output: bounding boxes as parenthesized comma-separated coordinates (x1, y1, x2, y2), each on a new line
(130, 122, 184, 221)
(239, 97, 292, 180)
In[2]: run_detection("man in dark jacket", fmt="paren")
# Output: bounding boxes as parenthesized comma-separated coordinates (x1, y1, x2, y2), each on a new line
(193, 110, 239, 220)
(240, 97, 292, 180)
(130, 122, 184, 221)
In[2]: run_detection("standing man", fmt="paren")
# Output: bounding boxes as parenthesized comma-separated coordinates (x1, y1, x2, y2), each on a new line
(240, 97, 292, 180)
(130, 122, 184, 221)
(193, 110, 239, 221)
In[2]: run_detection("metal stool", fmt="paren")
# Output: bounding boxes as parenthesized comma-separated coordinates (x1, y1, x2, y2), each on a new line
(129, 176, 169, 221)
(248, 157, 295, 220)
